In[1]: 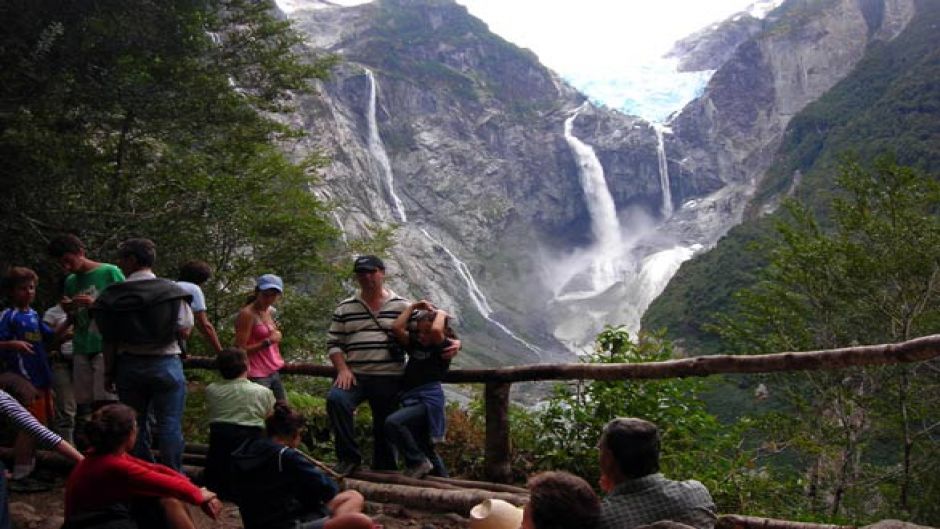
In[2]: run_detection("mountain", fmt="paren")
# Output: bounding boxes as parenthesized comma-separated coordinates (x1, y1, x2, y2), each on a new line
(277, 0, 916, 364)
(644, 0, 938, 354)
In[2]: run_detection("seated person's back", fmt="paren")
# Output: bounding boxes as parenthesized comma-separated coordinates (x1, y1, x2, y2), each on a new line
(203, 347, 274, 497)
(230, 404, 372, 529)
(597, 418, 716, 529)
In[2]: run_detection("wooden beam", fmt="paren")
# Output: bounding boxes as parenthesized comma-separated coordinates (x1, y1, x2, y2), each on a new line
(484, 382, 512, 483)
(183, 335, 940, 383)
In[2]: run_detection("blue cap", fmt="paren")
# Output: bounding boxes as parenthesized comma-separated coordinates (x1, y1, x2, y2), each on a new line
(256, 273, 284, 293)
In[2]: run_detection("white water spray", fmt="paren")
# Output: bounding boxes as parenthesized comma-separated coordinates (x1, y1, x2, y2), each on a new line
(652, 123, 674, 219)
(563, 102, 622, 292)
(364, 68, 408, 223)
(419, 228, 543, 358)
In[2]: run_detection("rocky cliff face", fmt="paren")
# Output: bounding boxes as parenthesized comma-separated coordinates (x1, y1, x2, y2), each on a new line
(279, 0, 914, 362)
(670, 0, 915, 227)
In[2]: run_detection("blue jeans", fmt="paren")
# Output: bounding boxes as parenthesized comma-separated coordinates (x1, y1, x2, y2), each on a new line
(249, 371, 286, 401)
(116, 355, 186, 470)
(326, 375, 400, 470)
(384, 402, 447, 476)
(0, 462, 9, 529)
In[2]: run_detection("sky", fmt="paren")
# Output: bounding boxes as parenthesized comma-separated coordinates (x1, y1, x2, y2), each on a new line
(276, 0, 781, 121)
(455, 0, 771, 76)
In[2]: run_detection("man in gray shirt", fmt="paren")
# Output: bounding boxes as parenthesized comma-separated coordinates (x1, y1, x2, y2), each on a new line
(597, 418, 717, 529)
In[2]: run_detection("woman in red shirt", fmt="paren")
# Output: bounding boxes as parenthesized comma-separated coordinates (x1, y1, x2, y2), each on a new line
(64, 404, 222, 529)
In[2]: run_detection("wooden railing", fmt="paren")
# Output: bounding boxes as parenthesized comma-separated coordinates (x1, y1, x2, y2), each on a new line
(183, 334, 940, 483)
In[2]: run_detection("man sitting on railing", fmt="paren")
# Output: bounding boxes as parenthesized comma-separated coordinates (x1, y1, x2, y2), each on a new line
(597, 418, 716, 529)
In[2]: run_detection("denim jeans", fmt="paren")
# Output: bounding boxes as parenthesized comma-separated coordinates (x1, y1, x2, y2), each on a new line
(384, 402, 447, 476)
(326, 374, 400, 470)
(249, 371, 286, 401)
(116, 354, 186, 470)
(0, 462, 9, 529)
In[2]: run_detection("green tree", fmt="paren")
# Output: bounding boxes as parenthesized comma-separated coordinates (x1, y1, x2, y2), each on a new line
(0, 0, 352, 358)
(713, 157, 940, 523)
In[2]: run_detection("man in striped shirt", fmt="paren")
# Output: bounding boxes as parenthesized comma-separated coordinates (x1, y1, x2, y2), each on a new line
(326, 255, 458, 475)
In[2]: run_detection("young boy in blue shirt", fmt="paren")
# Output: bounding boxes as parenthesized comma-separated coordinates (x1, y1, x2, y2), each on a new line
(0, 267, 61, 489)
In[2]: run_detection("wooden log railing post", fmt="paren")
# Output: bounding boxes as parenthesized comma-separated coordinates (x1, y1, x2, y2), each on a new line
(484, 381, 512, 483)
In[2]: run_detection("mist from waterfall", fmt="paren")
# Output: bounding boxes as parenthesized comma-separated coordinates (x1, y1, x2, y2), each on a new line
(562, 102, 622, 294)
(364, 68, 408, 223)
(419, 228, 544, 358)
(652, 123, 674, 219)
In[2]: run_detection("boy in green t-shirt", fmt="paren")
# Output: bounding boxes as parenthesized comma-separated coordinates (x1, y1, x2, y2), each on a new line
(47, 235, 124, 417)
(204, 347, 275, 499)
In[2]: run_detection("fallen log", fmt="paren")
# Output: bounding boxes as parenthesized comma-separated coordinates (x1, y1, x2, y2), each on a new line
(425, 475, 528, 494)
(717, 515, 852, 529)
(344, 478, 528, 513)
(350, 469, 528, 494)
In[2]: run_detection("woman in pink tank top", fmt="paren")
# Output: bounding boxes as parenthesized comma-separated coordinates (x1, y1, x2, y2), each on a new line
(235, 274, 286, 401)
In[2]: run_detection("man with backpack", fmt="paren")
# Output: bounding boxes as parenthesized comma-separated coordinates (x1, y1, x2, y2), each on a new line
(95, 238, 193, 470)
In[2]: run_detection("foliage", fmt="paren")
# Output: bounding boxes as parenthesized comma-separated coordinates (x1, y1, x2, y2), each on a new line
(499, 326, 790, 514)
(0, 0, 367, 361)
(711, 157, 940, 524)
(644, 0, 940, 354)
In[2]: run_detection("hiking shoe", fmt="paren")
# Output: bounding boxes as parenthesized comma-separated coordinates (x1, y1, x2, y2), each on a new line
(333, 460, 360, 476)
(403, 459, 433, 479)
(9, 476, 53, 493)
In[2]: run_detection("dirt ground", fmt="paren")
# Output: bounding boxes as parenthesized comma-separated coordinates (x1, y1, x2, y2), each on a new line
(9, 479, 469, 529)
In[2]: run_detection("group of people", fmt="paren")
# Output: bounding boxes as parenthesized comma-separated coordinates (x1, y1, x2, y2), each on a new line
(0, 234, 717, 529)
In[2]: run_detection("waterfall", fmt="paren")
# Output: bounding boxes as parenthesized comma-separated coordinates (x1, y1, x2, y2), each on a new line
(419, 228, 544, 358)
(364, 68, 408, 223)
(563, 102, 621, 292)
(331, 211, 349, 246)
(652, 123, 674, 219)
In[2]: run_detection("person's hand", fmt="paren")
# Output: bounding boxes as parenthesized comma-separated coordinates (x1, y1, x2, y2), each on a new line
(8, 341, 35, 354)
(441, 338, 461, 360)
(412, 300, 434, 311)
(72, 294, 94, 308)
(270, 329, 283, 343)
(199, 488, 223, 519)
(334, 368, 357, 389)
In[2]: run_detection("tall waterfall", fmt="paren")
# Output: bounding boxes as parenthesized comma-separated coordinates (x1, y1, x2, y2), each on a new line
(365, 69, 408, 223)
(419, 228, 544, 358)
(563, 102, 622, 293)
(652, 123, 674, 219)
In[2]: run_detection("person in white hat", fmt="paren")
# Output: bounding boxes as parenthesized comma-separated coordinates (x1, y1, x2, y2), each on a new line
(470, 499, 524, 529)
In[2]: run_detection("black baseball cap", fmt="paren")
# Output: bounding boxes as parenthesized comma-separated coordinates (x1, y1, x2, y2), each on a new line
(353, 255, 385, 273)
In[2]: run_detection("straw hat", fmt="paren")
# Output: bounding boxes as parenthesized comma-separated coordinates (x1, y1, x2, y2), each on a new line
(469, 499, 524, 529)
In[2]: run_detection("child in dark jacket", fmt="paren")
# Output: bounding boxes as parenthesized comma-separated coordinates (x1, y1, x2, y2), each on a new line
(230, 404, 372, 529)
(385, 300, 455, 478)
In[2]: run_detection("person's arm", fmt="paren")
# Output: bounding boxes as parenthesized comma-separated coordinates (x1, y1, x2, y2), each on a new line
(0, 390, 70, 454)
(286, 449, 339, 509)
(327, 305, 355, 389)
(391, 302, 420, 345)
(194, 312, 223, 354)
(429, 309, 447, 345)
(121, 456, 205, 505)
(0, 340, 33, 354)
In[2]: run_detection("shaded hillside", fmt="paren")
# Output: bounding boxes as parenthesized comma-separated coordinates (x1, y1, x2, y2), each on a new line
(644, 0, 940, 354)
